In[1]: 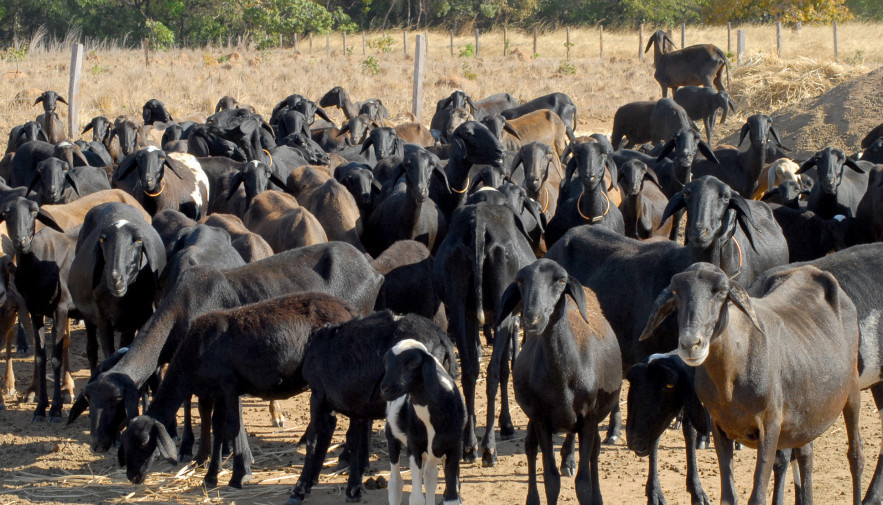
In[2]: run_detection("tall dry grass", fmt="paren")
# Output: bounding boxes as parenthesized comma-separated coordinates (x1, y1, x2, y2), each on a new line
(0, 23, 879, 140)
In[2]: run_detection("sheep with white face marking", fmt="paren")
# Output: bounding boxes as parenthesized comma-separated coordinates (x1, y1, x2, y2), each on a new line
(381, 339, 466, 505)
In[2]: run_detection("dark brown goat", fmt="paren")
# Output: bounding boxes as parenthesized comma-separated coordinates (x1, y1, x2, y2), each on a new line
(645, 30, 730, 98)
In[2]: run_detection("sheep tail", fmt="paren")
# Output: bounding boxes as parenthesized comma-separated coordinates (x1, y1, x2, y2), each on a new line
(472, 218, 487, 327)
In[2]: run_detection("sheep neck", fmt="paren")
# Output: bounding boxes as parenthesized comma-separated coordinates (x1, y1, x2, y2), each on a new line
(694, 306, 753, 408)
(402, 190, 426, 240)
(532, 301, 580, 376)
(577, 182, 610, 223)
(444, 157, 472, 208)
(144, 358, 193, 426)
(340, 92, 359, 120)
(742, 141, 768, 196)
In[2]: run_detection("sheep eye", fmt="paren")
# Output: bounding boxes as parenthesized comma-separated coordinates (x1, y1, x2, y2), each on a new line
(99, 236, 105, 243)
(665, 384, 675, 389)
(558, 279, 566, 285)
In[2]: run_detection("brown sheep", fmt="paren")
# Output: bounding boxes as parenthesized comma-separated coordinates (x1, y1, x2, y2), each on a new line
(242, 191, 327, 253)
(200, 213, 274, 263)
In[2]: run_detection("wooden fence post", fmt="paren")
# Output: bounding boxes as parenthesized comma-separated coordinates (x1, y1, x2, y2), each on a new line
(450, 29, 453, 57)
(362, 32, 366, 55)
(294, 34, 298, 52)
(413, 35, 426, 122)
(737, 29, 746, 64)
(833, 21, 839, 61)
(326, 33, 330, 52)
(503, 25, 508, 56)
(776, 21, 782, 59)
(143, 38, 149, 65)
(425, 30, 429, 57)
(343, 32, 347, 54)
(404, 31, 408, 55)
(309, 33, 313, 53)
(727, 22, 732, 53)
(533, 27, 538, 57)
(566, 26, 571, 60)
(681, 23, 686, 47)
(599, 25, 604, 61)
(639, 23, 644, 61)
(68, 43, 84, 138)
(475, 28, 480, 57)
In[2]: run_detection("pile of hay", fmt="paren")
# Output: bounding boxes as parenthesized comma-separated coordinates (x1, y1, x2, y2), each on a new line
(731, 53, 866, 113)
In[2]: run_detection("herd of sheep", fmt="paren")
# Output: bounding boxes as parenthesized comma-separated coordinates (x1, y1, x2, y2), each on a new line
(2, 29, 883, 505)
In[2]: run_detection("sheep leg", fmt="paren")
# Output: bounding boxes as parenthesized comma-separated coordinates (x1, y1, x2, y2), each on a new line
(179, 397, 195, 462)
(2, 311, 15, 399)
(453, 307, 479, 462)
(843, 389, 865, 505)
(16, 322, 29, 355)
(60, 319, 74, 405)
(422, 456, 439, 505)
(481, 322, 509, 467)
(499, 323, 516, 439)
(771, 449, 793, 505)
(408, 453, 425, 505)
(682, 416, 710, 505)
(525, 421, 541, 505)
(32, 319, 49, 420)
(575, 425, 595, 505)
(84, 322, 99, 372)
(747, 421, 781, 505)
(443, 445, 463, 505)
(45, 314, 66, 421)
(645, 438, 665, 505)
(227, 397, 253, 488)
(711, 422, 737, 505)
(289, 395, 337, 504)
(345, 418, 371, 502)
(861, 384, 883, 505)
(386, 426, 405, 505)
(203, 398, 224, 489)
(536, 422, 561, 505)
(795, 444, 813, 505)
(194, 397, 213, 464)
(561, 434, 576, 477)
(269, 400, 285, 428)
(602, 403, 621, 444)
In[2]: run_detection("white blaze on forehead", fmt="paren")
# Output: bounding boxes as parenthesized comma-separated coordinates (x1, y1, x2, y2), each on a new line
(58, 141, 73, 147)
(111, 219, 129, 229)
(144, 145, 161, 153)
(391, 338, 428, 355)
(833, 214, 847, 222)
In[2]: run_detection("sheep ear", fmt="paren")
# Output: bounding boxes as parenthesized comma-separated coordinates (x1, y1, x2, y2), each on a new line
(738, 123, 750, 147)
(503, 121, 521, 140)
(465, 95, 476, 114)
(68, 391, 89, 424)
(698, 141, 719, 165)
(560, 142, 573, 164)
(605, 158, 618, 191)
(140, 243, 161, 279)
(644, 166, 661, 187)
(360, 136, 374, 155)
(682, 381, 709, 433)
(523, 198, 545, 232)
(370, 175, 382, 192)
(639, 287, 676, 341)
(122, 377, 140, 420)
(91, 238, 106, 289)
(34, 96, 44, 105)
(564, 158, 577, 184)
(152, 419, 178, 464)
(315, 107, 331, 123)
(65, 171, 81, 196)
(549, 156, 563, 179)
(510, 151, 523, 174)
(659, 190, 686, 227)
(657, 139, 676, 162)
(495, 282, 522, 328)
(727, 282, 763, 334)
(844, 158, 866, 174)
(37, 127, 49, 142)
(421, 352, 442, 394)
(227, 172, 244, 199)
(728, 193, 758, 244)
(564, 276, 589, 324)
(644, 37, 654, 53)
(433, 164, 451, 194)
(57, 96, 68, 105)
(26, 172, 42, 196)
(796, 157, 816, 175)
(269, 173, 286, 188)
(36, 209, 64, 233)
(162, 157, 184, 179)
(760, 187, 780, 202)
(768, 124, 787, 150)
(117, 155, 138, 180)
(82, 123, 93, 134)
(439, 97, 452, 110)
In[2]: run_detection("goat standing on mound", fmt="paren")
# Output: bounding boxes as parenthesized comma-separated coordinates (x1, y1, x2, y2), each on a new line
(640, 263, 864, 505)
(498, 259, 621, 505)
(382, 339, 466, 505)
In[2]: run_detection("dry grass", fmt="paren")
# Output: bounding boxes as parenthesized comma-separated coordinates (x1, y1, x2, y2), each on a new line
(0, 23, 880, 139)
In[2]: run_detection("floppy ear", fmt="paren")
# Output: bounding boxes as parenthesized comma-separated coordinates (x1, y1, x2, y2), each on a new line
(122, 376, 140, 420)
(796, 156, 817, 175)
(503, 121, 521, 140)
(25, 172, 42, 196)
(549, 156, 563, 179)
(564, 157, 577, 185)
(57, 96, 68, 105)
(644, 166, 661, 187)
(268, 172, 287, 188)
(67, 391, 89, 424)
(738, 123, 750, 147)
(664, 33, 677, 49)
(433, 164, 451, 193)
(370, 174, 382, 192)
(509, 151, 523, 176)
(639, 287, 676, 341)
(37, 127, 49, 142)
(151, 419, 178, 464)
(727, 281, 763, 334)
(34, 96, 44, 106)
(65, 169, 81, 196)
(768, 126, 788, 151)
(450, 137, 467, 161)
(495, 282, 522, 328)
(162, 156, 184, 179)
(659, 190, 686, 227)
(560, 142, 573, 164)
(315, 107, 331, 123)
(465, 95, 476, 114)
(140, 241, 162, 277)
(760, 187, 781, 202)
(698, 141, 719, 164)
(844, 158, 867, 174)
(74, 146, 90, 166)
(564, 276, 588, 323)
(523, 198, 545, 232)
(728, 194, 758, 250)
(605, 157, 618, 191)
(657, 139, 676, 162)
(360, 136, 374, 155)
(439, 97, 452, 110)
(227, 172, 245, 199)
(36, 209, 64, 233)
(82, 123, 94, 134)
(644, 36, 654, 53)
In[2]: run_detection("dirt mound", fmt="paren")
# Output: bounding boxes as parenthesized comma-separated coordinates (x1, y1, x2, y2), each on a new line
(723, 66, 883, 160)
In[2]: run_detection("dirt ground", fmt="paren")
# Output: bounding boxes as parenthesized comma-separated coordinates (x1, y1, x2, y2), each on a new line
(0, 324, 880, 505)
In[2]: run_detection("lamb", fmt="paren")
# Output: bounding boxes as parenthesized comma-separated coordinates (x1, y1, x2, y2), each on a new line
(497, 258, 622, 505)
(382, 339, 466, 505)
(617, 159, 671, 240)
(640, 262, 864, 505)
(673, 85, 736, 144)
(0, 255, 36, 411)
(287, 311, 458, 504)
(28, 158, 111, 205)
(34, 91, 68, 143)
(120, 292, 358, 488)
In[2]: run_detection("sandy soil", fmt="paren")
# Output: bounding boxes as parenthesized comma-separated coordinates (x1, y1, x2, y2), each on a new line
(0, 324, 880, 505)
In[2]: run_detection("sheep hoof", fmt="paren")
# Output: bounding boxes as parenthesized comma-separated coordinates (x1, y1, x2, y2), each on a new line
(462, 447, 477, 463)
(602, 435, 618, 445)
(228, 472, 252, 488)
(203, 476, 218, 489)
(560, 459, 575, 477)
(500, 424, 516, 440)
(647, 487, 665, 505)
(62, 391, 72, 404)
(481, 449, 497, 467)
(285, 495, 306, 505)
(24, 392, 36, 403)
(49, 413, 64, 423)
(272, 416, 285, 428)
(735, 442, 744, 451)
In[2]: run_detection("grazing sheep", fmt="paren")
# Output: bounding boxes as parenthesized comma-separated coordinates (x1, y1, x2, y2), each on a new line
(382, 339, 466, 505)
(640, 262, 864, 505)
